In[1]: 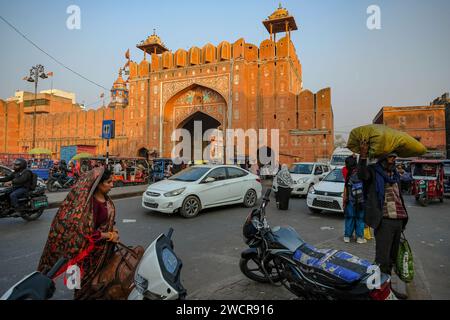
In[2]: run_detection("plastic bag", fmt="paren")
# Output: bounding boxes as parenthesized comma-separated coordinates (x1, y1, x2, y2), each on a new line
(395, 232, 414, 283)
(347, 124, 427, 158)
(364, 226, 372, 240)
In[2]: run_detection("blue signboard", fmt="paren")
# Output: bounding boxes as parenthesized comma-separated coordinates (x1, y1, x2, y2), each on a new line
(102, 120, 115, 139)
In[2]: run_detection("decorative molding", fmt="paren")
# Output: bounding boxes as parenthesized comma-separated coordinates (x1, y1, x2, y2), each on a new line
(162, 74, 230, 107)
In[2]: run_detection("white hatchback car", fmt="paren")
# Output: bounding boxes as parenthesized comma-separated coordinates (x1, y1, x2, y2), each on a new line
(306, 168, 345, 214)
(276, 163, 330, 197)
(142, 165, 262, 218)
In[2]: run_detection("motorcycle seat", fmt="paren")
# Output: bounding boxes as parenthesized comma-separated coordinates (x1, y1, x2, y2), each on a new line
(293, 243, 373, 287)
(17, 189, 44, 201)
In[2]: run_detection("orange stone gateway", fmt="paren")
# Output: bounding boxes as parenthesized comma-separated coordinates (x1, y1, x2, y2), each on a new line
(0, 5, 334, 165)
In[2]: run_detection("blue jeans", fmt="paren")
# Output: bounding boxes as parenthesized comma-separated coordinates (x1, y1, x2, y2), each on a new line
(344, 201, 365, 238)
(10, 187, 28, 208)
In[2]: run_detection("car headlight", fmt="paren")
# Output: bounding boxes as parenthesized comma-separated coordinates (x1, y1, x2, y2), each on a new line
(309, 187, 316, 194)
(164, 187, 186, 197)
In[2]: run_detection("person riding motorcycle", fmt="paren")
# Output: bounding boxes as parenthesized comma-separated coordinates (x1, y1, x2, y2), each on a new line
(0, 159, 33, 209)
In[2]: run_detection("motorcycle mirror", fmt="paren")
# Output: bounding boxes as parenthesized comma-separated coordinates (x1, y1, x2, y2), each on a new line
(166, 228, 174, 239)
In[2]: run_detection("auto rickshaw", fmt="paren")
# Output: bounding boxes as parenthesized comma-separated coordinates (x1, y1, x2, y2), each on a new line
(410, 160, 445, 206)
(110, 157, 149, 187)
(443, 160, 450, 196)
(151, 158, 173, 182)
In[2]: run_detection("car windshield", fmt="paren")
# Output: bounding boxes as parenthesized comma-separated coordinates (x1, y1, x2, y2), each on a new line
(330, 155, 349, 166)
(168, 166, 210, 182)
(323, 169, 345, 183)
(289, 164, 313, 174)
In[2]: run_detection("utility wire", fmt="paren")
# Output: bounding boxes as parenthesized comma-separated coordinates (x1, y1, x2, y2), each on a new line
(0, 15, 109, 91)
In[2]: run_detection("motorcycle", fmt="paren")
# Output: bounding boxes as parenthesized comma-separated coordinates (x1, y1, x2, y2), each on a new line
(128, 228, 186, 300)
(47, 172, 76, 192)
(1, 228, 186, 300)
(240, 189, 395, 300)
(0, 184, 48, 221)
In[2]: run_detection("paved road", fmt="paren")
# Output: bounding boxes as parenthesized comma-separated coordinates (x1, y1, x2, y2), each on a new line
(0, 187, 448, 300)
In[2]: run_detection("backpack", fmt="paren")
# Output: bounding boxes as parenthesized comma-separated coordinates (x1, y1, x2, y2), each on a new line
(346, 170, 365, 209)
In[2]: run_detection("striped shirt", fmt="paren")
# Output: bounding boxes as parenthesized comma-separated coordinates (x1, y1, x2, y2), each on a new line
(383, 183, 408, 219)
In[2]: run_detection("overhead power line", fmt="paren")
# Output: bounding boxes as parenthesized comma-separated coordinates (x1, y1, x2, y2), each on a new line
(0, 15, 109, 91)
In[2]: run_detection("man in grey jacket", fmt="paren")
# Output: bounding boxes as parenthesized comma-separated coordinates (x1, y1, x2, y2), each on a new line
(357, 141, 409, 299)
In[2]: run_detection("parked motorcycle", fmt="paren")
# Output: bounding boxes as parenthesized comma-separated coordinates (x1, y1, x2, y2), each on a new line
(0, 185, 48, 221)
(1, 228, 186, 300)
(240, 189, 395, 300)
(47, 172, 76, 192)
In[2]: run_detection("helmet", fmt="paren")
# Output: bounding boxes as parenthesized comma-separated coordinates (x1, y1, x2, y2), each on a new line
(13, 158, 27, 172)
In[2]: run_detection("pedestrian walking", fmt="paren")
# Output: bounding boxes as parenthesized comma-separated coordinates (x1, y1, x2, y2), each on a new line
(38, 167, 121, 300)
(275, 164, 294, 210)
(342, 155, 366, 244)
(358, 141, 409, 300)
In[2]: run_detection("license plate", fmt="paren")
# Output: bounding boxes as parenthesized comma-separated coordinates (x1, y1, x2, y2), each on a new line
(32, 198, 48, 209)
(317, 196, 333, 202)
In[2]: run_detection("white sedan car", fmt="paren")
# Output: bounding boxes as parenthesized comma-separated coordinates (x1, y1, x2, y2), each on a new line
(306, 168, 345, 214)
(142, 165, 262, 218)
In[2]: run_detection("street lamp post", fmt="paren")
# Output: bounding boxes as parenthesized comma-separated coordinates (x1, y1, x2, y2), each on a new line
(24, 64, 48, 149)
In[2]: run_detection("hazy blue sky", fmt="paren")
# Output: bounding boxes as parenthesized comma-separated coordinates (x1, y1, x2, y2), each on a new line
(1, 0, 449, 135)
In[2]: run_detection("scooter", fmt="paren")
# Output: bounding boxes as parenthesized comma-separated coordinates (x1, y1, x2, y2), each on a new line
(47, 172, 76, 193)
(241, 189, 396, 300)
(1, 228, 186, 300)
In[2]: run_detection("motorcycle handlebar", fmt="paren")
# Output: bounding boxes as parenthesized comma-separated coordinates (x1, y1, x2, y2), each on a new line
(46, 257, 68, 279)
(263, 189, 271, 201)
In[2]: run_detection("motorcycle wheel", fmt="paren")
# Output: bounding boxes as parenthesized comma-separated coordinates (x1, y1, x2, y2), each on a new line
(21, 208, 44, 221)
(47, 180, 58, 193)
(239, 256, 283, 283)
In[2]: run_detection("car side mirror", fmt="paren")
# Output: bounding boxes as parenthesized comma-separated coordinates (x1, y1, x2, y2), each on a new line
(319, 177, 324, 181)
(204, 177, 216, 183)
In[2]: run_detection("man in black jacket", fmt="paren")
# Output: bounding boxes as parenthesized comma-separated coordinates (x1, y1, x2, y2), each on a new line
(0, 159, 33, 209)
(357, 141, 409, 299)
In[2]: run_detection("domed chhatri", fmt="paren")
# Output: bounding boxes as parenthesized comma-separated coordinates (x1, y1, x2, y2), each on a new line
(137, 29, 169, 55)
(109, 68, 128, 108)
(269, 3, 290, 20)
(263, 3, 298, 35)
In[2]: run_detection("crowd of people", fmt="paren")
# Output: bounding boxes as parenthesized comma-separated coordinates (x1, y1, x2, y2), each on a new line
(3, 146, 409, 300)
(269, 142, 410, 299)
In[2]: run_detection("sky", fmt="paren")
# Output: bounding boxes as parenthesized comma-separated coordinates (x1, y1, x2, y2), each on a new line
(0, 0, 449, 136)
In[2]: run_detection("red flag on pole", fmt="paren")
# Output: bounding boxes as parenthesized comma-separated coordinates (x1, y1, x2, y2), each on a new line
(47, 72, 54, 77)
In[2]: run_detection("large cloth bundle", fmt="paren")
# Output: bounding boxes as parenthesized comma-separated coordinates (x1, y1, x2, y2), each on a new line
(347, 124, 427, 158)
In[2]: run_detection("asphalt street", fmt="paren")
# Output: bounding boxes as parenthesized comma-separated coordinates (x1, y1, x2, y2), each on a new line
(0, 187, 449, 300)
